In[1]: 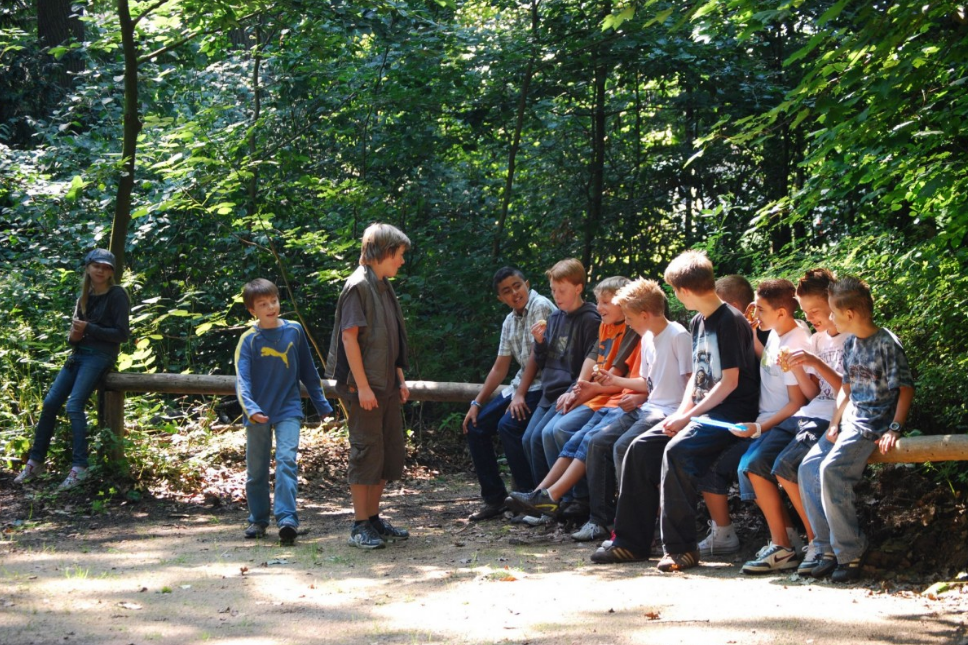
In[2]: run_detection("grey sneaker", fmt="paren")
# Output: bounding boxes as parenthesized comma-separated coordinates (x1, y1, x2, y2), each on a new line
(57, 467, 89, 491)
(798, 541, 822, 575)
(348, 522, 386, 550)
(14, 460, 45, 484)
(697, 520, 739, 556)
(571, 521, 609, 542)
(372, 517, 409, 541)
(244, 523, 268, 539)
(521, 514, 553, 526)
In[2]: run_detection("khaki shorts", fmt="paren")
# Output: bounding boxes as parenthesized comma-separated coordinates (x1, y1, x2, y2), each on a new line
(338, 384, 405, 485)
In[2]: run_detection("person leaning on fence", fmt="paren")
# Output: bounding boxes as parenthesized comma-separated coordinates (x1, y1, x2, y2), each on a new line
(234, 278, 333, 546)
(15, 249, 130, 491)
(798, 276, 914, 583)
(327, 223, 413, 550)
(461, 267, 556, 521)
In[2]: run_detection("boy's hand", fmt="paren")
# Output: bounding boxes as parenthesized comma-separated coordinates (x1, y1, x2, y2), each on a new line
(786, 349, 818, 370)
(732, 422, 759, 439)
(618, 393, 647, 412)
(826, 422, 839, 442)
(530, 320, 547, 344)
(462, 406, 479, 434)
(358, 386, 378, 410)
(661, 414, 690, 436)
(595, 371, 615, 387)
(878, 430, 899, 454)
(251, 413, 269, 423)
(556, 391, 574, 412)
(509, 393, 531, 420)
(399, 382, 410, 404)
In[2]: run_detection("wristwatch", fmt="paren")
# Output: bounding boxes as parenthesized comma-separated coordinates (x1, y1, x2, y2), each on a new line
(470, 400, 482, 408)
(888, 421, 903, 433)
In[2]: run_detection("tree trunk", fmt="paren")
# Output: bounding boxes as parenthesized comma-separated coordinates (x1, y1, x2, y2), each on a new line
(110, 0, 141, 280)
(583, 0, 610, 273)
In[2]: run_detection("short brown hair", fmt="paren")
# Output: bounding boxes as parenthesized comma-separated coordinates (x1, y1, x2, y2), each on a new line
(796, 267, 837, 299)
(756, 279, 799, 316)
(715, 274, 755, 310)
(593, 276, 631, 300)
(664, 250, 715, 293)
(359, 223, 411, 266)
(243, 278, 279, 309)
(613, 278, 667, 316)
(545, 258, 586, 287)
(829, 275, 874, 321)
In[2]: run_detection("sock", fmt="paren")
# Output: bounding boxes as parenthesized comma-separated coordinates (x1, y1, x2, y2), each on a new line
(368, 514, 382, 530)
(353, 519, 367, 528)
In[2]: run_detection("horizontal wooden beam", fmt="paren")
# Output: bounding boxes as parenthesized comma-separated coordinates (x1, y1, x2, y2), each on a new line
(868, 434, 968, 464)
(102, 372, 483, 403)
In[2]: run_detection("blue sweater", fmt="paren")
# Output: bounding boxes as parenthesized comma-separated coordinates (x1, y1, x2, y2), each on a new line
(234, 320, 333, 425)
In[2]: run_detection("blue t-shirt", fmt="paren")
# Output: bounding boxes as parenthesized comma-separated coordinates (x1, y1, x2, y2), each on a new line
(235, 319, 333, 424)
(842, 327, 914, 436)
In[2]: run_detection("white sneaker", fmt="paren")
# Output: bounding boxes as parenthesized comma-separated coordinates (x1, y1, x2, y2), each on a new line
(697, 520, 740, 556)
(797, 541, 822, 575)
(522, 514, 553, 526)
(786, 526, 805, 553)
(571, 521, 609, 542)
(57, 467, 89, 491)
(742, 544, 799, 574)
(14, 460, 45, 485)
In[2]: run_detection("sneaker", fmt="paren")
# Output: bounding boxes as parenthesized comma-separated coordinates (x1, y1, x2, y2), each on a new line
(831, 555, 865, 583)
(590, 544, 647, 564)
(14, 460, 45, 484)
(57, 467, 89, 491)
(742, 544, 800, 575)
(786, 526, 805, 553)
(600, 539, 614, 549)
(521, 514, 553, 526)
(697, 520, 740, 556)
(811, 553, 837, 578)
(571, 521, 609, 542)
(278, 524, 297, 545)
(469, 500, 507, 521)
(507, 489, 559, 517)
(798, 542, 822, 575)
(372, 517, 409, 541)
(348, 522, 386, 550)
(508, 512, 530, 524)
(656, 550, 701, 572)
(244, 523, 268, 539)
(560, 499, 590, 521)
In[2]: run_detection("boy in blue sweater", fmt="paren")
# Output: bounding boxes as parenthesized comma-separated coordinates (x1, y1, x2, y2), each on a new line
(235, 279, 333, 545)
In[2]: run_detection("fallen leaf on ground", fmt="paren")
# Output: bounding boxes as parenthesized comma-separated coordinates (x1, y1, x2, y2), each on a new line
(118, 602, 142, 610)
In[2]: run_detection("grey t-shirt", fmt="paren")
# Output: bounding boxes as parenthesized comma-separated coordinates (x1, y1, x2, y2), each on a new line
(340, 280, 401, 391)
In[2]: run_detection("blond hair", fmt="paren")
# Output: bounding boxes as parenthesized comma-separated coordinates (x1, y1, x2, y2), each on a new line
(78, 272, 116, 315)
(545, 258, 586, 287)
(593, 276, 631, 300)
(613, 278, 667, 316)
(359, 223, 411, 266)
(664, 250, 715, 293)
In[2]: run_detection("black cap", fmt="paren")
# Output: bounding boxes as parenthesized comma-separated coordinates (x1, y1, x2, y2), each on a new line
(84, 249, 117, 270)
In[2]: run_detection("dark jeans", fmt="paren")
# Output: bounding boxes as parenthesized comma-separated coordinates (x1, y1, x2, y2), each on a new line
(660, 421, 742, 554)
(518, 404, 558, 487)
(611, 421, 671, 554)
(584, 409, 642, 527)
(475, 389, 542, 498)
(29, 351, 113, 468)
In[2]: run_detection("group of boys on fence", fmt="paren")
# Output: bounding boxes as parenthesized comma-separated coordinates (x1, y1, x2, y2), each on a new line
(15, 227, 913, 580)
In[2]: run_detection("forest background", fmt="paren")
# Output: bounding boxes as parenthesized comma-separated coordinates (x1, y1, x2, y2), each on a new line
(2, 0, 967, 492)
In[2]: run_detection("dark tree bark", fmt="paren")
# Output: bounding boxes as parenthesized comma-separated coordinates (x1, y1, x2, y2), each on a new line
(582, 0, 611, 273)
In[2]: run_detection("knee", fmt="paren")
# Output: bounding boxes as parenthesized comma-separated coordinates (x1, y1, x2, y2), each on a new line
(64, 397, 88, 417)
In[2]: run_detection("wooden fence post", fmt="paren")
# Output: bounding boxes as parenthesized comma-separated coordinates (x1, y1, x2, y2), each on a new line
(98, 388, 127, 465)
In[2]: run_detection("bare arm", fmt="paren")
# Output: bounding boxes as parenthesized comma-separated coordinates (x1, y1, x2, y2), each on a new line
(878, 385, 915, 454)
(342, 327, 377, 410)
(463, 355, 512, 432)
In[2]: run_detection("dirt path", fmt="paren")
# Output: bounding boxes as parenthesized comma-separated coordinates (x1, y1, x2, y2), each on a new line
(2, 469, 967, 645)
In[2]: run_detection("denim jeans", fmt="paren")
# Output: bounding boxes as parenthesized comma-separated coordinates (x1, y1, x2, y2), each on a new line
(519, 404, 558, 486)
(468, 389, 542, 502)
(29, 350, 113, 468)
(246, 417, 301, 528)
(660, 420, 742, 554)
(798, 428, 876, 562)
(541, 405, 595, 468)
(497, 392, 545, 493)
(561, 407, 626, 462)
(738, 416, 827, 500)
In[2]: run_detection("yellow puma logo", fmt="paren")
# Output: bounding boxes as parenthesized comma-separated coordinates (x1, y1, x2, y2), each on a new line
(261, 342, 294, 368)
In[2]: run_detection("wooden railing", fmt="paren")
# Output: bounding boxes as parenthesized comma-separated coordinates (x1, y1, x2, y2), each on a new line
(99, 373, 968, 463)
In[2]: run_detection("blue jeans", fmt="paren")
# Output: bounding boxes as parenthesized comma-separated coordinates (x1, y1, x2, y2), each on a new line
(560, 407, 626, 462)
(497, 392, 545, 493)
(467, 389, 542, 502)
(541, 405, 595, 467)
(246, 417, 301, 528)
(660, 419, 742, 554)
(520, 404, 558, 486)
(29, 350, 113, 468)
(738, 416, 827, 500)
(798, 428, 876, 562)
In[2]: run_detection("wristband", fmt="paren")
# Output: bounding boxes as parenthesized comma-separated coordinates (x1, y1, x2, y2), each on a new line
(470, 400, 482, 408)
(750, 423, 762, 439)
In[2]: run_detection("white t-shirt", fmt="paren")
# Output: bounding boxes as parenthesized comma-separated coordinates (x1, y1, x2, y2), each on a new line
(796, 330, 848, 420)
(757, 325, 812, 423)
(640, 321, 693, 415)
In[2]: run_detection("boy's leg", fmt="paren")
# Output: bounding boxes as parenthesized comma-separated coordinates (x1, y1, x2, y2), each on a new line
(584, 409, 648, 529)
(772, 418, 828, 543)
(798, 435, 835, 552)
(739, 420, 799, 545)
(466, 394, 512, 504)
(613, 409, 666, 485)
(272, 418, 301, 529)
(564, 407, 625, 500)
(521, 405, 557, 487)
(498, 390, 543, 492)
(245, 422, 272, 527)
(819, 427, 877, 563)
(660, 422, 740, 556)
(609, 423, 670, 555)
(544, 406, 597, 467)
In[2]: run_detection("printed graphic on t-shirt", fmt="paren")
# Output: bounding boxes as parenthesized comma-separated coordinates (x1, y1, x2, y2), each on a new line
(815, 344, 843, 401)
(261, 342, 294, 368)
(692, 322, 722, 405)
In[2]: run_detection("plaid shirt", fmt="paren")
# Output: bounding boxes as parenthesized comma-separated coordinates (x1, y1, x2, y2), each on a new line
(497, 290, 556, 396)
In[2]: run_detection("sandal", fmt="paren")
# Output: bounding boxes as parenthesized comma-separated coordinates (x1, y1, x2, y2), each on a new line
(656, 550, 701, 572)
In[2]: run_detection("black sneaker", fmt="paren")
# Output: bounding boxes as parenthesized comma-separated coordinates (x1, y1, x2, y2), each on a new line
(279, 524, 297, 546)
(811, 553, 837, 578)
(590, 544, 648, 564)
(244, 523, 267, 539)
(507, 489, 559, 517)
(831, 555, 865, 583)
(373, 517, 409, 541)
(560, 499, 589, 521)
(469, 500, 507, 521)
(348, 522, 386, 550)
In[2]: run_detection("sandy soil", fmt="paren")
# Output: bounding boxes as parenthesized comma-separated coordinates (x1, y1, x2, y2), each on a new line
(2, 466, 967, 645)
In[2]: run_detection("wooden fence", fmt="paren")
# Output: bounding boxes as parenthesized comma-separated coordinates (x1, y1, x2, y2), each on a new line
(99, 373, 968, 464)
